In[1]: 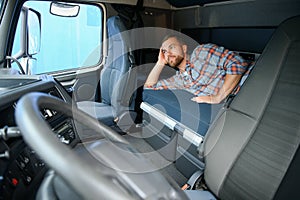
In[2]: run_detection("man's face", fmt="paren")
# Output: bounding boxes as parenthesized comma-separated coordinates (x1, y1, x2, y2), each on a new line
(161, 37, 185, 68)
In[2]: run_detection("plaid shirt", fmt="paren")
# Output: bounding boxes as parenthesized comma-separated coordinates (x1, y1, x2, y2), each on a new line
(146, 43, 250, 96)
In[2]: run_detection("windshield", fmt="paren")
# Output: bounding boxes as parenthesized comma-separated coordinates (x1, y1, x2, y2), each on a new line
(11, 1, 103, 75)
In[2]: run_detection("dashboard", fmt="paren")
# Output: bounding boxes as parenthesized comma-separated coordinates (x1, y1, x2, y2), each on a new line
(0, 75, 79, 200)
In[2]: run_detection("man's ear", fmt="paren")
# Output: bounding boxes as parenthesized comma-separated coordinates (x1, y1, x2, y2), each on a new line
(182, 44, 188, 53)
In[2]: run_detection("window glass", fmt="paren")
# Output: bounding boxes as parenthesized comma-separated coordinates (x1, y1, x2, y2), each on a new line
(12, 1, 103, 74)
(12, 11, 24, 57)
(0, 0, 6, 23)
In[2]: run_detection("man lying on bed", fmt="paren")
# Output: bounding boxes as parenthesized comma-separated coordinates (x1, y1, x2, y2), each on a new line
(144, 34, 251, 104)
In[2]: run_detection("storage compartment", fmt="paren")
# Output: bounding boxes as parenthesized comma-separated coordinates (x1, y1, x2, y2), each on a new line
(142, 112, 178, 161)
(141, 89, 223, 176)
(141, 89, 223, 167)
(176, 134, 205, 178)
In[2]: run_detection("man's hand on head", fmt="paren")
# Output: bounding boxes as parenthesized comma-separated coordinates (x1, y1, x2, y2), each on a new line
(158, 48, 168, 66)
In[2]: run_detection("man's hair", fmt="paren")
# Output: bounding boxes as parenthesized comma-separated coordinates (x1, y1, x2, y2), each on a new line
(161, 34, 186, 45)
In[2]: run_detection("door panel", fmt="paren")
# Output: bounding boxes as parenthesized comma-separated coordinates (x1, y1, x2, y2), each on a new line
(54, 68, 102, 102)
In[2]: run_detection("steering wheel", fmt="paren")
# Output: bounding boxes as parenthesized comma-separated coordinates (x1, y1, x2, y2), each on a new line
(15, 92, 187, 199)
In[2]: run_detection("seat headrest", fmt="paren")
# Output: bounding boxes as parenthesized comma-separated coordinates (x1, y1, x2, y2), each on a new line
(230, 15, 300, 119)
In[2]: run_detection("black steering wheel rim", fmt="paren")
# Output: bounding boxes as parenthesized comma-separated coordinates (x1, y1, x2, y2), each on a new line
(15, 92, 134, 199)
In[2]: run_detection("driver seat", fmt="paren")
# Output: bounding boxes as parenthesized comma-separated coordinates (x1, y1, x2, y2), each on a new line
(186, 15, 300, 199)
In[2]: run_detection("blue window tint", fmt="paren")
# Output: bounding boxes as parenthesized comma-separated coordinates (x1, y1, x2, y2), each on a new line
(12, 1, 103, 74)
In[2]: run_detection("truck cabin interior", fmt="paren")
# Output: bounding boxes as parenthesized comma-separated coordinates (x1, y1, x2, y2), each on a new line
(0, 0, 299, 199)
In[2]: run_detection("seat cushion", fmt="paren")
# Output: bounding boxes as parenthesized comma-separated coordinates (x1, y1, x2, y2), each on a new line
(77, 101, 115, 126)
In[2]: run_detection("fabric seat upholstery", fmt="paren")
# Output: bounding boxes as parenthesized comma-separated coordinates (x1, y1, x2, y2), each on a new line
(186, 15, 300, 199)
(77, 16, 134, 126)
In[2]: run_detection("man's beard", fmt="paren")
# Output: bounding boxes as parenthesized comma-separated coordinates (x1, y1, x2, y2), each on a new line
(168, 55, 184, 68)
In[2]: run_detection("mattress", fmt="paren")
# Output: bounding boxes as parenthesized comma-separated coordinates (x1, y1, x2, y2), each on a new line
(142, 89, 223, 137)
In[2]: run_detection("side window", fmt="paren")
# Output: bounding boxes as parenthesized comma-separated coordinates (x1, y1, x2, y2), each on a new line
(0, 0, 5, 24)
(12, 1, 103, 74)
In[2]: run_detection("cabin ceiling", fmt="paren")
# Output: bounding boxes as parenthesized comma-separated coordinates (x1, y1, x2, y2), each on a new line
(166, 0, 231, 7)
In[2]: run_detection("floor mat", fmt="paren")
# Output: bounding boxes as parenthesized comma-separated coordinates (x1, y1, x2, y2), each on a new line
(123, 132, 188, 187)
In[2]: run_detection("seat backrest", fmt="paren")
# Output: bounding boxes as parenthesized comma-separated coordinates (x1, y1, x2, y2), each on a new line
(100, 16, 132, 107)
(202, 16, 300, 199)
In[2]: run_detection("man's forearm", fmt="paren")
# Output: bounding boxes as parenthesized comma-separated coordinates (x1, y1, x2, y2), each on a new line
(217, 74, 242, 101)
(144, 62, 165, 87)
(191, 74, 242, 104)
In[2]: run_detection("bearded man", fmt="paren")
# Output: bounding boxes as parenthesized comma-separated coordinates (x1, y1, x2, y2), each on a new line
(144, 34, 249, 104)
